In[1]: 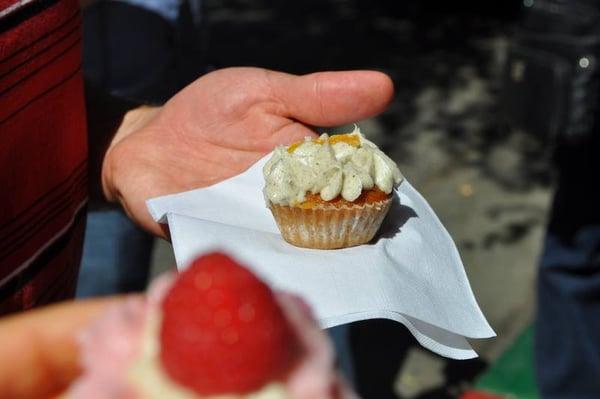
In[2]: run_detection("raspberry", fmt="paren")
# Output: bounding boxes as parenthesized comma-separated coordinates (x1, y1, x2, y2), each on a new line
(159, 252, 301, 395)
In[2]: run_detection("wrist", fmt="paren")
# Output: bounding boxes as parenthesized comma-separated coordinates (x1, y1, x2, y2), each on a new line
(101, 105, 161, 202)
(112, 105, 161, 145)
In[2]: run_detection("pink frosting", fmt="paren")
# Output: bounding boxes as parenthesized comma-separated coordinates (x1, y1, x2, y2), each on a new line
(68, 274, 358, 399)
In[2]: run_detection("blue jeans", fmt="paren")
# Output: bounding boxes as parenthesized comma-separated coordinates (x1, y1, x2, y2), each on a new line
(535, 135, 600, 398)
(77, 210, 154, 297)
(536, 230, 600, 398)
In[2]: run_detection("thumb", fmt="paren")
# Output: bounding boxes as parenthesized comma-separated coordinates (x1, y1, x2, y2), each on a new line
(271, 70, 394, 127)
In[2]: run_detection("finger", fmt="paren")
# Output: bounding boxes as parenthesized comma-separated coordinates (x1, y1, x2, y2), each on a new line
(0, 297, 126, 398)
(269, 70, 394, 127)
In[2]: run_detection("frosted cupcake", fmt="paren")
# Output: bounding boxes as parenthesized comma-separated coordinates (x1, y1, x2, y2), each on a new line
(263, 126, 403, 249)
(67, 252, 358, 399)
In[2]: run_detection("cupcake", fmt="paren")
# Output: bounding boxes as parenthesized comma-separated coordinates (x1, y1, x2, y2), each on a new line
(67, 252, 358, 399)
(263, 125, 403, 249)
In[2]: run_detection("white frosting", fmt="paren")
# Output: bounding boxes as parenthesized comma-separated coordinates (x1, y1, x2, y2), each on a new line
(263, 126, 403, 206)
(127, 313, 288, 399)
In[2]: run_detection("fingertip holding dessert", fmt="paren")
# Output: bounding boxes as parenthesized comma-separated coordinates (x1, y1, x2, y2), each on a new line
(68, 252, 358, 399)
(263, 125, 403, 249)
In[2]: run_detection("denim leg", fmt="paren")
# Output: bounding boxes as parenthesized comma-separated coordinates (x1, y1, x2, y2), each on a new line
(536, 228, 600, 398)
(328, 325, 355, 384)
(77, 210, 154, 298)
(535, 131, 600, 397)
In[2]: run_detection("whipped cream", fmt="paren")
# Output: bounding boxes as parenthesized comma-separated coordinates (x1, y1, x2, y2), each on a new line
(263, 126, 403, 206)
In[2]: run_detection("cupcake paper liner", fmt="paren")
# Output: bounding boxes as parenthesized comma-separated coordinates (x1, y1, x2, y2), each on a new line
(268, 197, 392, 249)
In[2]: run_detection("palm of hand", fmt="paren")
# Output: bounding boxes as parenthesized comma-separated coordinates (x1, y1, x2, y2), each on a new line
(103, 67, 393, 236)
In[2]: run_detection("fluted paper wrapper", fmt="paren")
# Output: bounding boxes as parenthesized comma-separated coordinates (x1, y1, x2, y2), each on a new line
(147, 153, 495, 360)
(269, 198, 392, 249)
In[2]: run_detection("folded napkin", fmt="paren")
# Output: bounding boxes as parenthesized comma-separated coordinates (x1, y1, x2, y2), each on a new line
(147, 155, 495, 359)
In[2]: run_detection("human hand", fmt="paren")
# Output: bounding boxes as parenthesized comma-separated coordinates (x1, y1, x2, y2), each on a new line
(0, 298, 124, 398)
(101, 67, 394, 237)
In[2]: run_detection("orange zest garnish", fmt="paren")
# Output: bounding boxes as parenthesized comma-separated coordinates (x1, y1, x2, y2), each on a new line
(286, 142, 303, 154)
(287, 133, 361, 154)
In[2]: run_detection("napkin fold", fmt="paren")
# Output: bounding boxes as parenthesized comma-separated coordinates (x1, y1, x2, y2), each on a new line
(147, 155, 495, 359)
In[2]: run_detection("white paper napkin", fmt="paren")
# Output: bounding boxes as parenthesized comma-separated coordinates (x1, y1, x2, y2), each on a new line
(147, 155, 495, 359)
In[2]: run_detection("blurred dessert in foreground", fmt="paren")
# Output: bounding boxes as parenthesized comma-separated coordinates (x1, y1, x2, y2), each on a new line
(67, 252, 358, 398)
(263, 125, 403, 249)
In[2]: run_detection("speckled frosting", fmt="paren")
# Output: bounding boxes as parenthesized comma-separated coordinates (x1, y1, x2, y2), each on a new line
(263, 126, 403, 206)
